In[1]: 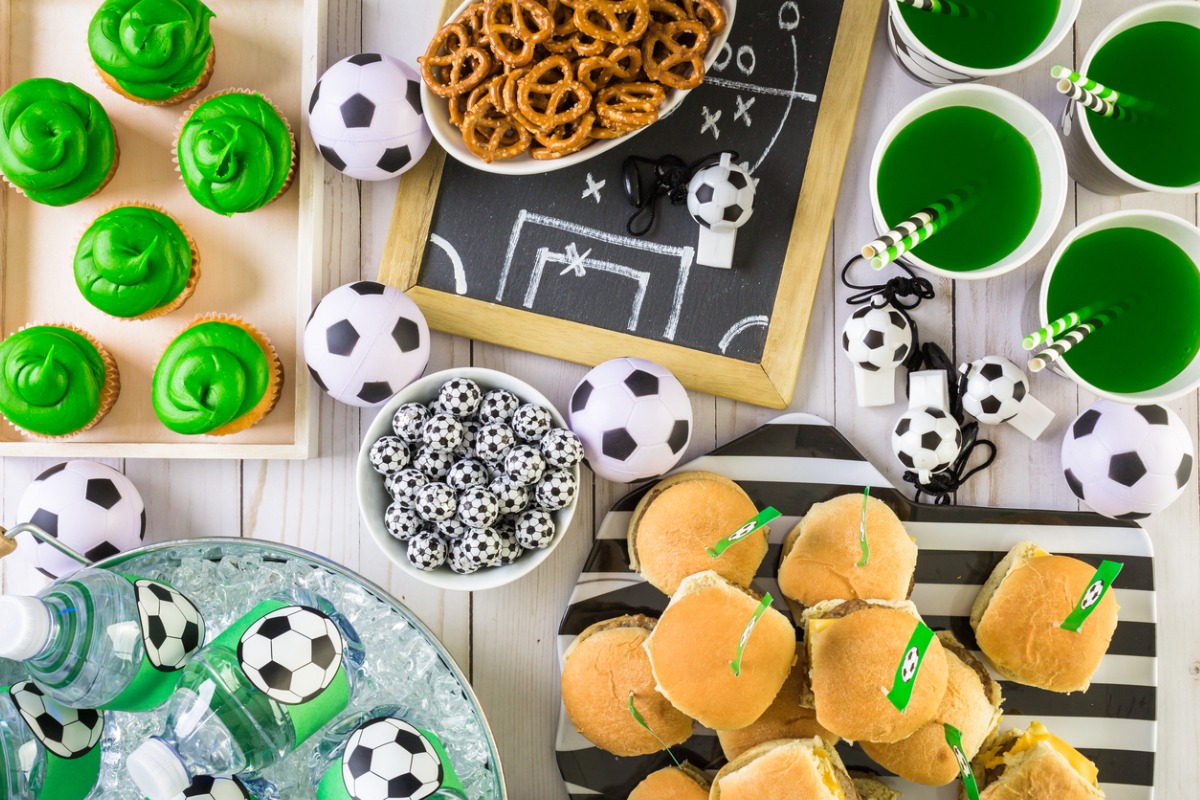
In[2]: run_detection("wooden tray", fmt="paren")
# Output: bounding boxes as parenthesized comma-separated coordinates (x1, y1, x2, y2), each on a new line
(557, 414, 1157, 799)
(0, 0, 325, 459)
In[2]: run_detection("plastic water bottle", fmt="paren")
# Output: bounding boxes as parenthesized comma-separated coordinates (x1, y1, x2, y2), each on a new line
(127, 590, 365, 800)
(0, 568, 206, 711)
(0, 680, 106, 800)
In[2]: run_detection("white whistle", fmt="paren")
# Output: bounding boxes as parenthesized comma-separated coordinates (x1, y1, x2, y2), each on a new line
(687, 153, 756, 269)
(959, 356, 1054, 440)
(892, 370, 964, 485)
(841, 305, 913, 407)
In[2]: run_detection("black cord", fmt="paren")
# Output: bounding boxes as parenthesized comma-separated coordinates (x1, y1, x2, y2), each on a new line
(841, 254, 934, 372)
(624, 150, 738, 236)
(903, 421, 997, 505)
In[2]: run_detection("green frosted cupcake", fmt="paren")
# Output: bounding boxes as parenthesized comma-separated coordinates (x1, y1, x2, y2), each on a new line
(153, 316, 282, 435)
(0, 78, 119, 206)
(0, 325, 121, 438)
(75, 204, 200, 320)
(174, 90, 296, 216)
(89, 0, 216, 105)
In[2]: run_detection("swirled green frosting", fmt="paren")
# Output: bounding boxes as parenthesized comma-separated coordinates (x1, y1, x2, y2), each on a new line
(89, 0, 215, 101)
(75, 206, 194, 318)
(177, 92, 292, 215)
(153, 321, 270, 434)
(0, 78, 117, 206)
(0, 326, 107, 436)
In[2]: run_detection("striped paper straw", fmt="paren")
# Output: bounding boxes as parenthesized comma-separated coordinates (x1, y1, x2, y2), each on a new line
(1022, 303, 1104, 350)
(1029, 305, 1126, 372)
(1056, 80, 1133, 120)
(898, 0, 981, 18)
(863, 194, 964, 259)
(869, 192, 968, 270)
(1051, 65, 1121, 103)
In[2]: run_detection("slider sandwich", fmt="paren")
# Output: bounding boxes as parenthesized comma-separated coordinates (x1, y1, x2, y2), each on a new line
(710, 738, 861, 800)
(969, 721, 1105, 799)
(628, 764, 710, 800)
(717, 657, 838, 761)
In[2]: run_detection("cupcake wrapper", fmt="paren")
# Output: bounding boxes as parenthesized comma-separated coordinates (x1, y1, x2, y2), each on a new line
(173, 88, 298, 212)
(95, 46, 216, 107)
(5, 323, 120, 440)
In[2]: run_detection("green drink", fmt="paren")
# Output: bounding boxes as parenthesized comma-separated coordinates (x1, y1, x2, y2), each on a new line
(876, 106, 1041, 273)
(898, 0, 1060, 70)
(1085, 21, 1200, 188)
(1047, 228, 1200, 394)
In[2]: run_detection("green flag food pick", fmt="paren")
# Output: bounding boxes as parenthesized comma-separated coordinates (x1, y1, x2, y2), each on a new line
(884, 620, 935, 712)
(628, 692, 682, 766)
(856, 486, 871, 567)
(707, 507, 780, 557)
(944, 723, 981, 800)
(730, 593, 774, 677)
(1060, 560, 1123, 632)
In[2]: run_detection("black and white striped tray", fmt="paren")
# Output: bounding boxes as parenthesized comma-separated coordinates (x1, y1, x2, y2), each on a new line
(556, 414, 1157, 800)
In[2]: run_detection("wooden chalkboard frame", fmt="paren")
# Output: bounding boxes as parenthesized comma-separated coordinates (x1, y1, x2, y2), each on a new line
(379, 0, 881, 409)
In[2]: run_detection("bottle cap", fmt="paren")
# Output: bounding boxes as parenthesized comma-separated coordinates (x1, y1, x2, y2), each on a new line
(0, 596, 52, 660)
(127, 738, 190, 800)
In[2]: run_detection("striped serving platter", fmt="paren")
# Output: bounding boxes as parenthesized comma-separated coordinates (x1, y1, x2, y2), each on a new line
(556, 414, 1156, 800)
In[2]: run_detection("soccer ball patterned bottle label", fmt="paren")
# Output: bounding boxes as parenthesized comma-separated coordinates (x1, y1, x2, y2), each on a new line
(316, 716, 465, 800)
(6, 682, 103, 800)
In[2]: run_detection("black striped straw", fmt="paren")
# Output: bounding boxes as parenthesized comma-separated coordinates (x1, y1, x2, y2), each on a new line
(898, 0, 982, 19)
(1029, 305, 1125, 372)
(1057, 80, 1135, 121)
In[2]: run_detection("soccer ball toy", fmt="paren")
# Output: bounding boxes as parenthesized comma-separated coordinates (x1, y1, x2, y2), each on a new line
(340, 716, 444, 800)
(891, 370, 963, 484)
(1061, 401, 1194, 520)
(16, 461, 145, 579)
(9, 680, 103, 760)
(308, 53, 430, 181)
(959, 355, 1054, 440)
(687, 152, 755, 269)
(841, 304, 912, 407)
(569, 357, 692, 483)
(238, 606, 345, 705)
(304, 281, 430, 407)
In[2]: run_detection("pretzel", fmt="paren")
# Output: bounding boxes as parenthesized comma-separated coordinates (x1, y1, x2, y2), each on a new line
(531, 112, 596, 158)
(648, 0, 689, 23)
(516, 55, 593, 131)
(574, 0, 651, 45)
(681, 0, 725, 33)
(642, 20, 709, 90)
(456, 2, 490, 46)
(595, 81, 664, 131)
(420, 23, 494, 97)
(483, 0, 556, 67)
(576, 45, 642, 91)
(461, 97, 533, 161)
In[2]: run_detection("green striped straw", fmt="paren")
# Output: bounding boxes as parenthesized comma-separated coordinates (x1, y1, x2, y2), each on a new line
(863, 195, 962, 259)
(1056, 80, 1134, 121)
(1051, 65, 1121, 103)
(1022, 303, 1104, 350)
(898, 0, 983, 19)
(870, 192, 968, 270)
(1029, 305, 1126, 372)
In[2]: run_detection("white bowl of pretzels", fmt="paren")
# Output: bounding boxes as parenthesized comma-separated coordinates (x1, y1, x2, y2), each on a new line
(419, 0, 736, 174)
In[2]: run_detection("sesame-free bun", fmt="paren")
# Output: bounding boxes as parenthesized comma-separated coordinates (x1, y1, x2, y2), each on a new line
(644, 571, 795, 731)
(628, 471, 768, 596)
(561, 615, 693, 756)
(970, 541, 1118, 693)
(717, 659, 838, 761)
(852, 773, 901, 800)
(861, 632, 1003, 785)
(970, 725, 1105, 800)
(627, 763, 711, 800)
(803, 600, 949, 743)
(711, 738, 857, 800)
(777, 494, 917, 612)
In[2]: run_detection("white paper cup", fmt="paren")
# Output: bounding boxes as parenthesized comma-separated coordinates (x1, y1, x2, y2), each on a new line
(869, 85, 1068, 281)
(886, 0, 1080, 86)
(1033, 210, 1200, 403)
(1059, 1, 1200, 195)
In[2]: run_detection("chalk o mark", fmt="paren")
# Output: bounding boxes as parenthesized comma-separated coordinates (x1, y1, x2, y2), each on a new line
(719, 315, 770, 353)
(737, 45, 757, 75)
(779, 1, 800, 30)
(713, 42, 733, 72)
(429, 233, 468, 295)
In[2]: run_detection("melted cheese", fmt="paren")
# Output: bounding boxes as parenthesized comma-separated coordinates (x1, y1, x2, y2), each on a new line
(808, 618, 837, 634)
(813, 748, 846, 800)
(980, 722, 1098, 787)
(1032, 547, 1051, 558)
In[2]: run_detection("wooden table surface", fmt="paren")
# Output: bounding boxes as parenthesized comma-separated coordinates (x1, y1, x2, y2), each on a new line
(3, 1, 1198, 797)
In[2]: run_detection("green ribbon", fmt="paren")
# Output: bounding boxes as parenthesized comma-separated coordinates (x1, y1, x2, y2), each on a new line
(944, 723, 981, 800)
(1060, 560, 1123, 633)
(627, 693, 680, 766)
(856, 486, 871, 567)
(884, 620, 935, 712)
(707, 507, 780, 558)
(730, 593, 773, 677)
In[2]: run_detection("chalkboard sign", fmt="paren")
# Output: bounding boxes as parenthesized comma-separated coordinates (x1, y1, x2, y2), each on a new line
(381, 0, 881, 408)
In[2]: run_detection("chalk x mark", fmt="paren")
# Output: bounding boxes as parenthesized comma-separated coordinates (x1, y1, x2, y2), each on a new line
(735, 95, 755, 126)
(701, 106, 722, 139)
(719, 315, 770, 353)
(559, 243, 593, 276)
(527, 248, 650, 332)
(582, 173, 606, 203)
(429, 233, 468, 295)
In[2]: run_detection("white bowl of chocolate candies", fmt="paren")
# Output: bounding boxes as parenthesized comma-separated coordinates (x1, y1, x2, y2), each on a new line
(357, 368, 582, 591)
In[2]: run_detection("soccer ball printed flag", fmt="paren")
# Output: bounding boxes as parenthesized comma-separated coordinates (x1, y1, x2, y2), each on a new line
(1062, 401, 1194, 519)
(180, 776, 251, 800)
(304, 281, 430, 407)
(16, 461, 145, 579)
(9, 681, 103, 759)
(134, 580, 205, 672)
(307, 53, 431, 181)
(569, 357, 692, 483)
(341, 717, 443, 800)
(238, 606, 345, 705)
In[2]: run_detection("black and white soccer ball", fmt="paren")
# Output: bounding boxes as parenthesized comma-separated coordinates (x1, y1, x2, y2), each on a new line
(488, 475, 531, 514)
(891, 407, 963, 483)
(455, 527, 502, 568)
(16, 460, 146, 579)
(504, 444, 546, 486)
(413, 482, 457, 523)
(9, 681, 103, 759)
(511, 404, 552, 442)
(686, 154, 755, 231)
(569, 357, 692, 483)
(135, 580, 205, 672)
(478, 389, 520, 423)
(1061, 401, 1194, 520)
(456, 486, 500, 529)
(961, 356, 1028, 425)
(391, 403, 430, 443)
(179, 775, 251, 800)
(514, 508, 556, 550)
(412, 448, 454, 480)
(370, 436, 411, 475)
(304, 281, 430, 407)
(446, 458, 489, 491)
(535, 469, 578, 510)
(406, 531, 448, 572)
(436, 378, 482, 418)
(475, 422, 516, 463)
(841, 305, 912, 373)
(308, 53, 431, 181)
(384, 503, 424, 541)
(386, 468, 428, 506)
(341, 716, 443, 800)
(420, 414, 464, 452)
(540, 427, 584, 469)
(238, 606, 345, 705)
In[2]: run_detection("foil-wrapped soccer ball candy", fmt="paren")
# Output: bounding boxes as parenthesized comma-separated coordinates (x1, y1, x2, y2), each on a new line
(447, 545, 480, 575)
(511, 403, 553, 442)
(384, 503, 424, 541)
(385, 468, 427, 506)
(515, 508, 556, 550)
(540, 428, 584, 469)
(413, 447, 455, 480)
(478, 389, 520, 423)
(436, 518, 471, 540)
(446, 458, 490, 491)
(475, 422, 516, 462)
(495, 525, 524, 566)
(504, 444, 546, 486)
(437, 378, 482, 418)
(489, 475, 532, 514)
(457, 486, 501, 529)
(536, 469, 577, 511)
(406, 531, 447, 571)
(413, 482, 457, 523)
(421, 413, 464, 452)
(453, 418, 481, 459)
(457, 527, 503, 568)
(391, 402, 429, 443)
(369, 435, 410, 475)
